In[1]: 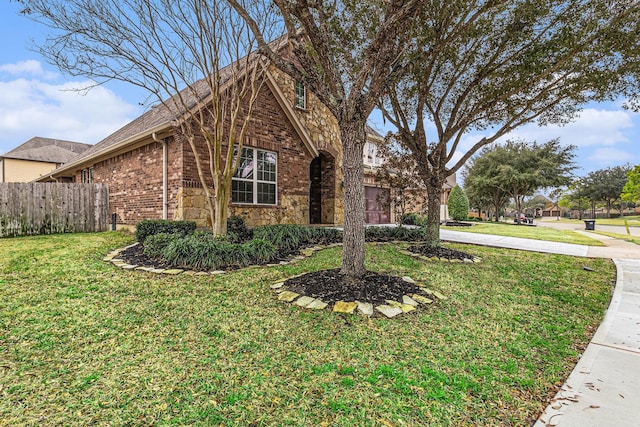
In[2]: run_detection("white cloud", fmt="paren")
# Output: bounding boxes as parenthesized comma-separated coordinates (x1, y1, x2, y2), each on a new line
(499, 108, 634, 147)
(0, 60, 58, 80)
(0, 65, 142, 153)
(586, 147, 635, 166)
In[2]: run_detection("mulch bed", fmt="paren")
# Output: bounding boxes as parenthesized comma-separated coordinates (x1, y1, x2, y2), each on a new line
(118, 244, 177, 270)
(444, 221, 473, 227)
(116, 241, 476, 307)
(407, 243, 477, 261)
(284, 268, 424, 306)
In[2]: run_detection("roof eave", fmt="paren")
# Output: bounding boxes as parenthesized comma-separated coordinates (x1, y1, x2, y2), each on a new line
(36, 122, 173, 181)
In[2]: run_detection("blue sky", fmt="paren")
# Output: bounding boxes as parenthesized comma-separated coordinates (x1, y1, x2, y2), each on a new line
(2, 1, 639, 175)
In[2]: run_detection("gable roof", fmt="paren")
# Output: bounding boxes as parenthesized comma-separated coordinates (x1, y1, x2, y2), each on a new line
(44, 53, 327, 179)
(2, 137, 91, 164)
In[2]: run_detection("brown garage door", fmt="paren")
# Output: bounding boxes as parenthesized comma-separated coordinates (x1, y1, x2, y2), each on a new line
(365, 186, 390, 224)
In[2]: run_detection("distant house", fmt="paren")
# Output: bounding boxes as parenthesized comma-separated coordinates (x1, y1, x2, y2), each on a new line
(542, 204, 562, 217)
(361, 136, 456, 224)
(0, 137, 91, 183)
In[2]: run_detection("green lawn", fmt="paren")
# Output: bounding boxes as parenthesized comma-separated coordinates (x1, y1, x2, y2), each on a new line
(443, 221, 603, 246)
(553, 216, 640, 227)
(589, 231, 640, 246)
(0, 232, 614, 426)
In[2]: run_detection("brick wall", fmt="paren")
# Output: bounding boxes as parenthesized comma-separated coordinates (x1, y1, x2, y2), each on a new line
(84, 136, 183, 225)
(178, 79, 316, 226)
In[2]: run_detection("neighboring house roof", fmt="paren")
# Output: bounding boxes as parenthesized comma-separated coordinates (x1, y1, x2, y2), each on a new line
(366, 125, 385, 142)
(2, 137, 91, 164)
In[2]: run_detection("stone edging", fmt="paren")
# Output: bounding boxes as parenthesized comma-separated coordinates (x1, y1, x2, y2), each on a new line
(104, 241, 481, 275)
(103, 241, 463, 318)
(270, 274, 448, 318)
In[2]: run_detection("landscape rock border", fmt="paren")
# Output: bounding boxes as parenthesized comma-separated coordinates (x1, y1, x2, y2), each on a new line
(104, 241, 467, 318)
(270, 273, 447, 318)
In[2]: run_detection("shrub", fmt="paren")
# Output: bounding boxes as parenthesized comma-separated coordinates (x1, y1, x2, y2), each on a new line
(159, 233, 277, 270)
(365, 226, 426, 242)
(401, 212, 426, 226)
(244, 238, 276, 264)
(143, 233, 178, 258)
(136, 220, 196, 243)
(448, 185, 470, 221)
(253, 224, 342, 256)
(227, 215, 253, 243)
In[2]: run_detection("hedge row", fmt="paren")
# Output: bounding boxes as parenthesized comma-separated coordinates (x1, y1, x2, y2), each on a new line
(137, 218, 428, 270)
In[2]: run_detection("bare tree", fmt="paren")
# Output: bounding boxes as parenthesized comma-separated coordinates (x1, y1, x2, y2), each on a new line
(20, 0, 275, 236)
(229, 0, 422, 278)
(381, 0, 640, 246)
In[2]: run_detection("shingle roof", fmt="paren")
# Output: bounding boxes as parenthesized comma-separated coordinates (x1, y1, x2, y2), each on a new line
(56, 64, 239, 170)
(3, 137, 92, 163)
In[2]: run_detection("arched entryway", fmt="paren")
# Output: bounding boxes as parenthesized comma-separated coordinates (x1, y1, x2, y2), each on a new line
(309, 152, 336, 224)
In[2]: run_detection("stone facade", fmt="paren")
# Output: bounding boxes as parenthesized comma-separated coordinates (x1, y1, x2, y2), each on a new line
(269, 66, 345, 225)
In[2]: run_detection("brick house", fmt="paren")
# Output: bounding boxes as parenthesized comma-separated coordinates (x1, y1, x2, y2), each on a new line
(1, 137, 91, 183)
(39, 60, 453, 229)
(38, 64, 353, 228)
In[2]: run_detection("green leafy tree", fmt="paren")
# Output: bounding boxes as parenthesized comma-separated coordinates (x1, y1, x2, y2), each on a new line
(580, 165, 631, 218)
(622, 166, 640, 203)
(464, 146, 511, 222)
(464, 140, 575, 224)
(448, 185, 469, 222)
(560, 179, 590, 220)
(379, 0, 640, 245)
(229, 0, 422, 278)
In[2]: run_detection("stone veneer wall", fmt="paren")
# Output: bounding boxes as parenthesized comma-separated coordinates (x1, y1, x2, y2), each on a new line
(269, 66, 345, 225)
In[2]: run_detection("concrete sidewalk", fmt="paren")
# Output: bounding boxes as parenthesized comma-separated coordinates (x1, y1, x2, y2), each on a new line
(439, 229, 640, 427)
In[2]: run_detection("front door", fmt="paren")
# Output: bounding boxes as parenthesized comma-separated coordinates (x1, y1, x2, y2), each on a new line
(309, 156, 322, 224)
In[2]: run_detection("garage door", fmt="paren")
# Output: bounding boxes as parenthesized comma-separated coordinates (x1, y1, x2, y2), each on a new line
(365, 186, 390, 224)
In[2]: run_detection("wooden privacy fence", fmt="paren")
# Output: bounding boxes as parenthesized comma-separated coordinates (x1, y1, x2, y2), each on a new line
(0, 183, 109, 237)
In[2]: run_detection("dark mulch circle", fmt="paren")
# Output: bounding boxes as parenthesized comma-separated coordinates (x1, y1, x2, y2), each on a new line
(407, 243, 476, 261)
(118, 243, 177, 270)
(284, 268, 425, 306)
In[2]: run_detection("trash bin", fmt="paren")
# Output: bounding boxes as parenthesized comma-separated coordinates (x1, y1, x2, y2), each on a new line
(584, 220, 595, 230)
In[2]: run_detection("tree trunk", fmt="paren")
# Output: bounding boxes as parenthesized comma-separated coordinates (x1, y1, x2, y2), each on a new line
(424, 179, 443, 247)
(514, 191, 522, 224)
(421, 173, 444, 247)
(340, 121, 367, 279)
(212, 179, 230, 237)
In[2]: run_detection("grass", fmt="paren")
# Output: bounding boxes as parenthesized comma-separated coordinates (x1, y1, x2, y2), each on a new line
(0, 232, 615, 426)
(443, 221, 604, 246)
(552, 216, 640, 227)
(589, 231, 640, 245)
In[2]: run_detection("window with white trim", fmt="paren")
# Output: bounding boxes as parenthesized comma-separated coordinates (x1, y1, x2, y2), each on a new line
(232, 146, 277, 205)
(295, 81, 306, 109)
(81, 167, 93, 183)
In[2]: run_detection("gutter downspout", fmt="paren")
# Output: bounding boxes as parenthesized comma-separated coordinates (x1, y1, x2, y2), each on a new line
(152, 133, 168, 220)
